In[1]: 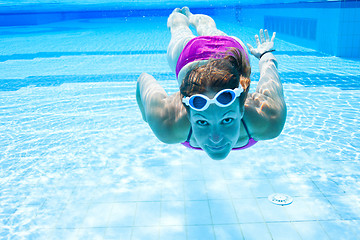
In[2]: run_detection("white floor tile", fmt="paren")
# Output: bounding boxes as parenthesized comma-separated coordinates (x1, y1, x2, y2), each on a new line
(107, 202, 136, 227)
(183, 180, 207, 200)
(82, 203, 113, 228)
(214, 224, 244, 240)
(134, 202, 161, 227)
(187, 225, 215, 240)
(209, 200, 238, 224)
(205, 180, 231, 200)
(241, 223, 272, 240)
(131, 226, 160, 240)
(267, 222, 302, 240)
(293, 221, 330, 240)
(185, 201, 212, 225)
(257, 198, 290, 222)
(232, 198, 264, 223)
(104, 227, 132, 240)
(160, 201, 185, 226)
(320, 220, 360, 240)
(159, 226, 186, 240)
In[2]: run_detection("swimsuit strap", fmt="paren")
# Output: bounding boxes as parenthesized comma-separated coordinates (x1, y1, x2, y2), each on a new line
(231, 119, 258, 150)
(181, 127, 202, 150)
(241, 119, 251, 139)
(186, 127, 192, 142)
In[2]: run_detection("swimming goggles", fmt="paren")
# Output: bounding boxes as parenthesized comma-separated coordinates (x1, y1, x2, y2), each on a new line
(182, 88, 243, 111)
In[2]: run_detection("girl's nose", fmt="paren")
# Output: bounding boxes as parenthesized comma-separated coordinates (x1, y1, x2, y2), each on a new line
(209, 128, 223, 144)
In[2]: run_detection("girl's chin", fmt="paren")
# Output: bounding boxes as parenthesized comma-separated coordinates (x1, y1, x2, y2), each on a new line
(204, 144, 231, 160)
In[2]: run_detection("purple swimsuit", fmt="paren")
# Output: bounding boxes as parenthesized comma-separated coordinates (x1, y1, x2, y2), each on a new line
(176, 36, 257, 150)
(176, 35, 249, 78)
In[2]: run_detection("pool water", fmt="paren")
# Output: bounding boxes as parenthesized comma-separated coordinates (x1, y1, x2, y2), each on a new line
(1, 14, 360, 240)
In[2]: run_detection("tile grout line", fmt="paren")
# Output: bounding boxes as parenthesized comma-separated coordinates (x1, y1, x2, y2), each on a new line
(200, 158, 217, 240)
(220, 161, 245, 240)
(181, 155, 188, 240)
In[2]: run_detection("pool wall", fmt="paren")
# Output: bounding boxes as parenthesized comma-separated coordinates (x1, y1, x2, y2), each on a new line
(237, 1, 360, 59)
(0, 0, 359, 59)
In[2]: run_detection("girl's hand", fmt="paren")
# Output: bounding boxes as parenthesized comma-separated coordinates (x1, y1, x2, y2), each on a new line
(247, 29, 276, 59)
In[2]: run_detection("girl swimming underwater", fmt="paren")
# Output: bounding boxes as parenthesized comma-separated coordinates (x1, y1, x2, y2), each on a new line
(136, 7, 286, 160)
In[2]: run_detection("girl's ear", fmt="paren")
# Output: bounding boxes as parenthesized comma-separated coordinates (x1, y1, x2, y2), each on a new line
(239, 75, 250, 111)
(227, 47, 251, 79)
(239, 92, 246, 115)
(239, 75, 251, 93)
(184, 105, 192, 122)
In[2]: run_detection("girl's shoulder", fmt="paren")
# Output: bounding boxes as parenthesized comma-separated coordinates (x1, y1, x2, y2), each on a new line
(152, 91, 191, 144)
(243, 92, 286, 140)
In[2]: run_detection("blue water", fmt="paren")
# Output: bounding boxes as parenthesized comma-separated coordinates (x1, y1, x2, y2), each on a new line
(1, 10, 360, 240)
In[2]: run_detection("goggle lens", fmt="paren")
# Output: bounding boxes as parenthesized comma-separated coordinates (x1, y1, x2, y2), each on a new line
(190, 96, 207, 109)
(216, 91, 234, 105)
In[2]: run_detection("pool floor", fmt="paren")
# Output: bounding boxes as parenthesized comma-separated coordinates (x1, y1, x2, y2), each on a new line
(1, 15, 360, 239)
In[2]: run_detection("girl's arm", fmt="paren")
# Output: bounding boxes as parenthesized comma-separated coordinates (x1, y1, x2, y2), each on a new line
(244, 29, 287, 140)
(136, 73, 190, 143)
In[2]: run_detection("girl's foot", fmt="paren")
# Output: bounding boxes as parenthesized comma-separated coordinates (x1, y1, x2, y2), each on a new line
(181, 6, 192, 18)
(167, 8, 189, 29)
(181, 7, 198, 27)
(173, 8, 182, 14)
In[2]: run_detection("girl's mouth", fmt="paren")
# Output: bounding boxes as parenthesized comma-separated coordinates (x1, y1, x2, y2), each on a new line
(207, 144, 227, 151)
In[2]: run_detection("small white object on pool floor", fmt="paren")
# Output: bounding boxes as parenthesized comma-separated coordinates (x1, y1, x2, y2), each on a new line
(268, 193, 293, 206)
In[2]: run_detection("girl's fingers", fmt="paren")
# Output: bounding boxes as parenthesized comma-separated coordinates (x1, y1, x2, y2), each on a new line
(255, 35, 260, 46)
(264, 29, 270, 41)
(254, 29, 276, 49)
(271, 32, 276, 42)
(260, 29, 265, 43)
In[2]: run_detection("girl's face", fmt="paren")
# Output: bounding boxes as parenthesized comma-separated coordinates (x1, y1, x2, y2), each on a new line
(189, 93, 243, 160)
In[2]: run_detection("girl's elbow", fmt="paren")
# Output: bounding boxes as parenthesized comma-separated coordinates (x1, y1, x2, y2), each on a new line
(269, 104, 287, 138)
(260, 102, 286, 139)
(153, 126, 182, 144)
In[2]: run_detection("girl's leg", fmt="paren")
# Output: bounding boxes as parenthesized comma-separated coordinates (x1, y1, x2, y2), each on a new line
(183, 7, 227, 36)
(167, 8, 196, 73)
(183, 7, 249, 58)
